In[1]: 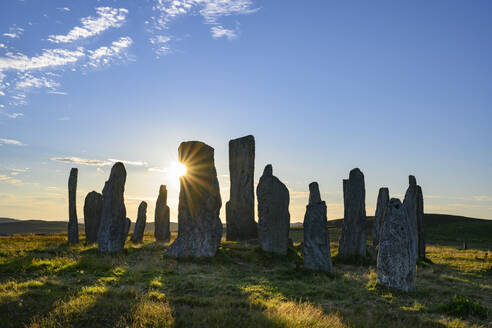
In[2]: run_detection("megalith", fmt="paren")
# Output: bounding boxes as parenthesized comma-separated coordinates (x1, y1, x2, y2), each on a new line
(131, 201, 147, 243)
(416, 185, 425, 259)
(303, 182, 333, 272)
(377, 198, 416, 292)
(154, 185, 170, 242)
(123, 217, 131, 244)
(403, 175, 418, 262)
(226, 135, 257, 241)
(372, 187, 389, 247)
(338, 168, 366, 260)
(98, 162, 128, 252)
(84, 191, 103, 243)
(68, 168, 79, 244)
(167, 141, 223, 258)
(257, 164, 290, 255)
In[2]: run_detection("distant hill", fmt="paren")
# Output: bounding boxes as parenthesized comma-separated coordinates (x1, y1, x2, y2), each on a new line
(0, 218, 20, 224)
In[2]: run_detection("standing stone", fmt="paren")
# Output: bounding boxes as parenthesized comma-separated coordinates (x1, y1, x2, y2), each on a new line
(98, 162, 128, 252)
(131, 202, 147, 243)
(372, 187, 389, 247)
(338, 168, 366, 260)
(377, 198, 416, 292)
(154, 185, 170, 242)
(226, 135, 257, 241)
(68, 168, 79, 244)
(257, 164, 290, 255)
(403, 175, 418, 262)
(303, 182, 333, 272)
(123, 217, 131, 244)
(416, 185, 425, 259)
(84, 191, 103, 243)
(167, 141, 223, 258)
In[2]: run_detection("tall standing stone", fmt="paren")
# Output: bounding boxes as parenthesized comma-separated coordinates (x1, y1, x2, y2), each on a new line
(154, 185, 170, 242)
(257, 164, 290, 255)
(377, 198, 416, 292)
(226, 135, 257, 241)
(416, 185, 425, 259)
(68, 168, 79, 244)
(403, 175, 418, 262)
(124, 217, 131, 243)
(372, 187, 389, 247)
(84, 191, 103, 243)
(303, 182, 333, 272)
(131, 202, 147, 243)
(338, 168, 366, 260)
(167, 141, 223, 258)
(98, 162, 128, 252)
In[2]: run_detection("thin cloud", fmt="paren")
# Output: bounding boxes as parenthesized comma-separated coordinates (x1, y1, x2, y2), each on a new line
(87, 37, 133, 68)
(108, 158, 148, 166)
(0, 174, 22, 185)
(3, 26, 24, 39)
(0, 48, 85, 71)
(48, 7, 128, 44)
(0, 111, 24, 119)
(149, 35, 171, 56)
(50, 157, 112, 166)
(0, 138, 26, 146)
(211, 26, 237, 40)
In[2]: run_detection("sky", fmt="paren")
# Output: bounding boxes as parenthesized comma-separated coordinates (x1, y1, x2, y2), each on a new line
(0, 0, 491, 223)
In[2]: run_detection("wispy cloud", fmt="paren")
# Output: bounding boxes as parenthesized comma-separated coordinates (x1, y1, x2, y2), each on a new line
(0, 138, 26, 146)
(108, 158, 148, 166)
(56, 7, 71, 12)
(50, 157, 112, 166)
(58, 116, 70, 121)
(149, 35, 171, 56)
(0, 110, 24, 119)
(3, 26, 24, 39)
(0, 48, 85, 71)
(87, 37, 133, 68)
(211, 26, 237, 40)
(48, 7, 128, 44)
(0, 174, 22, 185)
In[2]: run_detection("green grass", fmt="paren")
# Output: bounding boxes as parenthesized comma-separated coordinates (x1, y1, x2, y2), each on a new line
(0, 219, 491, 328)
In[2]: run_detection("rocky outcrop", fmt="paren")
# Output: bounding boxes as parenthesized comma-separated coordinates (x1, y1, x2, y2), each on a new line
(83, 191, 102, 244)
(226, 135, 257, 241)
(68, 168, 79, 244)
(372, 187, 389, 247)
(416, 185, 425, 259)
(303, 182, 333, 272)
(131, 201, 147, 243)
(154, 185, 170, 242)
(338, 168, 366, 260)
(377, 198, 416, 292)
(257, 164, 290, 255)
(167, 141, 223, 258)
(98, 162, 128, 252)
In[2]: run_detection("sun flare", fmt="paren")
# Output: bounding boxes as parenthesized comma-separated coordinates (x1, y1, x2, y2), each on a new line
(167, 162, 187, 181)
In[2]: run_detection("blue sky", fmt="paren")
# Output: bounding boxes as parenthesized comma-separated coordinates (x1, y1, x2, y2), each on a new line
(0, 0, 491, 222)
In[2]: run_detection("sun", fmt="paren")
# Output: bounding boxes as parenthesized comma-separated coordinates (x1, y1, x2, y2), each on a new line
(167, 162, 187, 181)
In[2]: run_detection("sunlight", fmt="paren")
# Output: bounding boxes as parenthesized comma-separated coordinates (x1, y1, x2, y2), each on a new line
(167, 162, 187, 181)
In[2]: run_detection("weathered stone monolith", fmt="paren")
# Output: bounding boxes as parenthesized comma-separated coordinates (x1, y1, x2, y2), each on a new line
(257, 164, 290, 255)
(84, 191, 102, 243)
(131, 201, 147, 243)
(68, 168, 79, 244)
(403, 175, 418, 262)
(167, 141, 223, 258)
(154, 185, 170, 242)
(98, 162, 128, 252)
(226, 135, 257, 241)
(303, 182, 332, 272)
(416, 185, 425, 259)
(124, 217, 131, 243)
(377, 198, 416, 292)
(372, 187, 389, 247)
(338, 168, 366, 260)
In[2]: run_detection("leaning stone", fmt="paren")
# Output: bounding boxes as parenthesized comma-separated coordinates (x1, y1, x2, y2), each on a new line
(131, 202, 147, 243)
(372, 187, 389, 247)
(226, 135, 257, 241)
(154, 185, 170, 242)
(98, 162, 128, 252)
(167, 141, 223, 258)
(303, 182, 333, 272)
(377, 198, 416, 292)
(83, 191, 102, 243)
(68, 168, 79, 244)
(123, 217, 131, 244)
(257, 164, 290, 255)
(338, 168, 366, 260)
(403, 175, 418, 262)
(416, 185, 425, 259)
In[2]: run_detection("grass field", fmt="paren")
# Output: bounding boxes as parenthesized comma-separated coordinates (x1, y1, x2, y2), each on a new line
(0, 218, 491, 327)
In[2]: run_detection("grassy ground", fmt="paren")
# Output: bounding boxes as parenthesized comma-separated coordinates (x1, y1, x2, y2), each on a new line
(0, 221, 491, 327)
